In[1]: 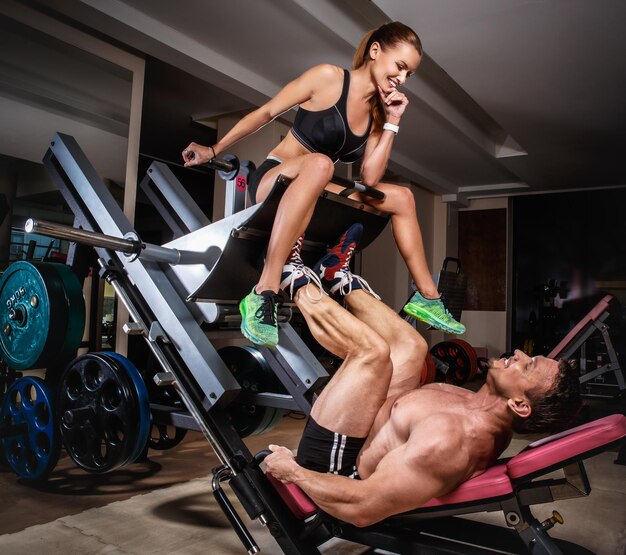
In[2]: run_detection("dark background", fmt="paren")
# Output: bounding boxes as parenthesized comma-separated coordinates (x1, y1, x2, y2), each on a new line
(511, 188, 626, 356)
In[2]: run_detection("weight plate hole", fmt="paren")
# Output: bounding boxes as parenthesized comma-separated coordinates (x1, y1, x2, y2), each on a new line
(8, 439, 21, 461)
(10, 390, 22, 412)
(84, 360, 104, 391)
(65, 369, 83, 400)
(70, 430, 88, 459)
(25, 448, 38, 473)
(96, 439, 108, 465)
(35, 431, 50, 456)
(23, 384, 37, 408)
(104, 414, 125, 445)
(34, 401, 50, 428)
(100, 380, 122, 410)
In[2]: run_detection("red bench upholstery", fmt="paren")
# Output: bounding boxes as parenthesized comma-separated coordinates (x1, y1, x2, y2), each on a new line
(266, 414, 626, 519)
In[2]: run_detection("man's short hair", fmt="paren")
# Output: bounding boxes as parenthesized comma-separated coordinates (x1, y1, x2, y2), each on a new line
(513, 359, 582, 434)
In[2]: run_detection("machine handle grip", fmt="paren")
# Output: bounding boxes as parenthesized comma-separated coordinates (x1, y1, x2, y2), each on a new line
(186, 150, 237, 173)
(332, 174, 386, 201)
(442, 257, 461, 274)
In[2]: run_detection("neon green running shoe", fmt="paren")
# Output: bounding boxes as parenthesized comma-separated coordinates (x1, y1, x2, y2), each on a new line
(403, 291, 466, 334)
(239, 288, 279, 347)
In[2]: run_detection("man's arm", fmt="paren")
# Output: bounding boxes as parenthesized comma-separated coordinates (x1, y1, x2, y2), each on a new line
(266, 415, 472, 527)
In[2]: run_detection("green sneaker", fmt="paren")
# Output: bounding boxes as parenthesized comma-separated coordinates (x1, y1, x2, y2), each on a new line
(239, 288, 279, 347)
(402, 291, 466, 334)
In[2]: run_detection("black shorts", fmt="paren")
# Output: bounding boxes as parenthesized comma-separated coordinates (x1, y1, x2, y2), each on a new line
(247, 157, 281, 204)
(296, 417, 366, 478)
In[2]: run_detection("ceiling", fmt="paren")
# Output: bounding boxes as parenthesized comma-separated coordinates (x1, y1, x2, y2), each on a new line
(2, 0, 625, 201)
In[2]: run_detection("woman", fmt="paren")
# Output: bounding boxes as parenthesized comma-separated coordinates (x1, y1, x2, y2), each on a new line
(183, 22, 465, 347)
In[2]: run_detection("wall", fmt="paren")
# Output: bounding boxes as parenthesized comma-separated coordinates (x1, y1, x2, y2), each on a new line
(458, 197, 508, 358)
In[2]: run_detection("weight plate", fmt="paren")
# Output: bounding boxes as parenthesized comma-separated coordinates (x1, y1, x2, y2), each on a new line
(219, 346, 286, 438)
(0, 376, 61, 481)
(420, 352, 436, 385)
(58, 353, 148, 473)
(430, 340, 477, 385)
(100, 352, 151, 465)
(149, 423, 187, 450)
(0, 262, 84, 370)
(49, 263, 86, 367)
(449, 339, 478, 382)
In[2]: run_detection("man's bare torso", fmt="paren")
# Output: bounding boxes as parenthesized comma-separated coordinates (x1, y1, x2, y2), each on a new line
(356, 383, 511, 480)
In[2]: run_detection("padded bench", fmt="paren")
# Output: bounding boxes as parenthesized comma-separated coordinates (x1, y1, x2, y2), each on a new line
(265, 414, 626, 545)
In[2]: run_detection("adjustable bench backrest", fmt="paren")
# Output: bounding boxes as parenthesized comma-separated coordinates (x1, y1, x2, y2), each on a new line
(548, 294, 613, 359)
(266, 414, 626, 520)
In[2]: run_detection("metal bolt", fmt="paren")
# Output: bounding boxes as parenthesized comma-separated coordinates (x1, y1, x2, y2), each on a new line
(30, 296, 38, 308)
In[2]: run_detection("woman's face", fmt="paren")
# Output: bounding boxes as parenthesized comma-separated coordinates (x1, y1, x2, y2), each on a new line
(370, 41, 421, 94)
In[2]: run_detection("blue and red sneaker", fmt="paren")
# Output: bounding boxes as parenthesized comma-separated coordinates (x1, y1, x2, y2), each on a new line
(314, 223, 380, 299)
(280, 235, 324, 301)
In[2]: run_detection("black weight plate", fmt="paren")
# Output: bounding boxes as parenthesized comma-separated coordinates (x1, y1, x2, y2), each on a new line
(58, 353, 141, 473)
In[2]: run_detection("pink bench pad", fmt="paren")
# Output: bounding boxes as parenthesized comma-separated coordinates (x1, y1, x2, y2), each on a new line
(507, 413, 626, 481)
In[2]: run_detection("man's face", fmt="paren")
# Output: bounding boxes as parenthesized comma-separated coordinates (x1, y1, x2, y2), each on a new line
(489, 350, 559, 399)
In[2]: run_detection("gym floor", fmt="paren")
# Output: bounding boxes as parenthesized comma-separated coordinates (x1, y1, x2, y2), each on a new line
(0, 393, 624, 555)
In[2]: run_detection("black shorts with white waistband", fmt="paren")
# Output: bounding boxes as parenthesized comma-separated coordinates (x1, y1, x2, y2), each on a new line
(247, 157, 281, 204)
(296, 417, 366, 479)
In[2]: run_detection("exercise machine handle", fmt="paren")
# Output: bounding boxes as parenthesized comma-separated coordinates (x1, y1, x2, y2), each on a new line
(186, 150, 238, 174)
(332, 174, 386, 201)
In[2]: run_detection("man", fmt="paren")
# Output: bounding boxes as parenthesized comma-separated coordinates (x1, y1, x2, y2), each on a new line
(265, 224, 581, 527)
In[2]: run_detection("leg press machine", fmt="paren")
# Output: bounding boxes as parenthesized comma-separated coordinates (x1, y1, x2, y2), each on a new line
(29, 133, 626, 554)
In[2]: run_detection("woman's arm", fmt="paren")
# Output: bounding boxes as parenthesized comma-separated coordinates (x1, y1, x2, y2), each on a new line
(359, 86, 408, 186)
(182, 64, 338, 167)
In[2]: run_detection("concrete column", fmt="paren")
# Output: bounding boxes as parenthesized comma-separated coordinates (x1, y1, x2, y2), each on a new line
(0, 162, 17, 271)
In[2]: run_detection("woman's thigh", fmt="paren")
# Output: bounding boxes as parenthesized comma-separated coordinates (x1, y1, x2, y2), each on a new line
(255, 153, 334, 203)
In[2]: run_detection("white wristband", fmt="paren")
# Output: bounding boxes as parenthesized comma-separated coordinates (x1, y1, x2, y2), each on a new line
(383, 122, 399, 134)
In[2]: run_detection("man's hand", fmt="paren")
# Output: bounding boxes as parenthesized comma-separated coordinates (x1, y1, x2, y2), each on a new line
(265, 444, 300, 483)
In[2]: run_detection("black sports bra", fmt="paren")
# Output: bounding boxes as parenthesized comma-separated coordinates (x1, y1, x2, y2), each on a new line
(291, 69, 372, 164)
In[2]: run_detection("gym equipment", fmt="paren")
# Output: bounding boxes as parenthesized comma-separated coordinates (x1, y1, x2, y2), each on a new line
(265, 413, 626, 555)
(219, 346, 286, 438)
(148, 423, 187, 450)
(0, 376, 61, 481)
(0, 261, 85, 370)
(430, 339, 478, 385)
(435, 257, 466, 321)
(30, 132, 389, 554)
(24, 132, 626, 554)
(548, 295, 625, 398)
(58, 352, 150, 472)
(420, 352, 436, 385)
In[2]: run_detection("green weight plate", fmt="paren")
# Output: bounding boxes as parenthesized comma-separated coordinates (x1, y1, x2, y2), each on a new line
(0, 262, 85, 371)
(49, 263, 86, 367)
(0, 262, 56, 370)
